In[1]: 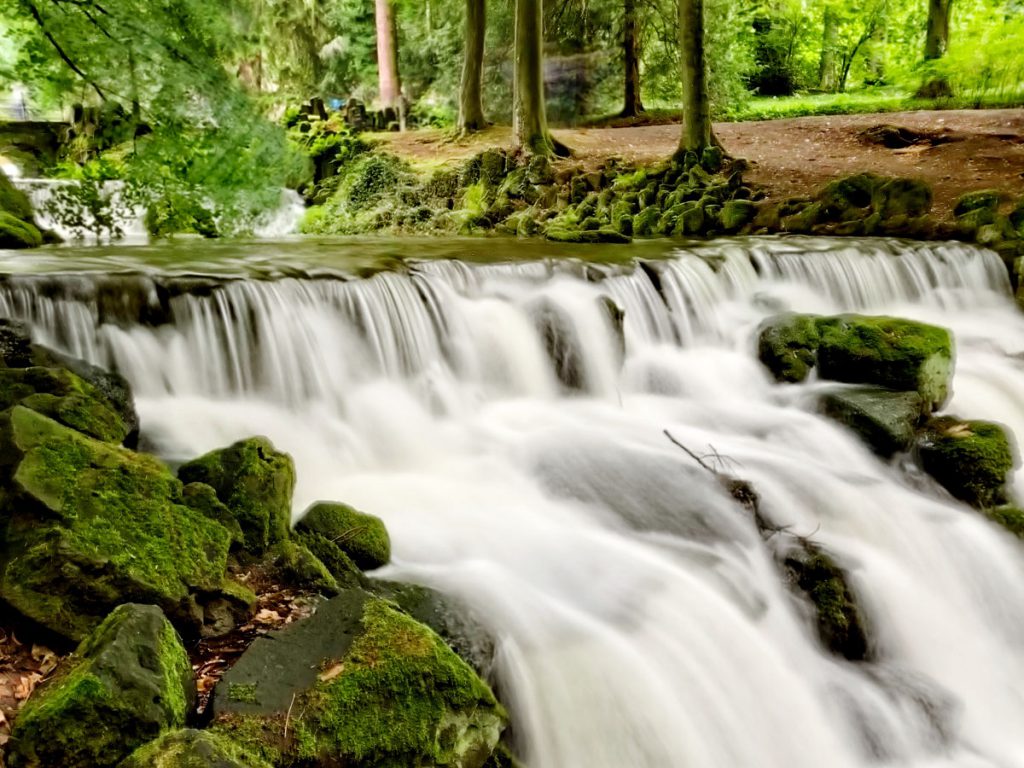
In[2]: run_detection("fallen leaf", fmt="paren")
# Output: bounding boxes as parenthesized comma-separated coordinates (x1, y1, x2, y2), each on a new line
(318, 663, 344, 682)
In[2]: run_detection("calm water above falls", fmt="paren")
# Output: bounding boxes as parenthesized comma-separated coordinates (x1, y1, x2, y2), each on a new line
(2, 236, 1023, 768)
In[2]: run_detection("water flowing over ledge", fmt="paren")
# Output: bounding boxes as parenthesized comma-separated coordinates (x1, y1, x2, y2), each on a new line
(2, 236, 1023, 768)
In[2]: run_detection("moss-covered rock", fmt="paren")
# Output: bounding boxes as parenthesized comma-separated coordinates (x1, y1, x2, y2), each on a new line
(7, 604, 194, 768)
(815, 315, 953, 412)
(213, 589, 506, 768)
(917, 418, 1016, 508)
(954, 189, 1002, 218)
(820, 386, 923, 457)
(273, 538, 342, 595)
(756, 313, 821, 383)
(119, 729, 273, 768)
(720, 199, 757, 232)
(985, 505, 1024, 538)
(782, 542, 870, 662)
(178, 437, 295, 555)
(872, 177, 932, 219)
(0, 406, 233, 641)
(0, 366, 130, 443)
(296, 501, 391, 571)
(0, 211, 43, 249)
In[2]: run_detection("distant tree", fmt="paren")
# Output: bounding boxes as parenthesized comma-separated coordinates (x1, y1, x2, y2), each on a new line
(513, 0, 561, 155)
(817, 5, 839, 90)
(621, 0, 645, 116)
(375, 0, 402, 113)
(917, 0, 954, 97)
(458, 0, 488, 133)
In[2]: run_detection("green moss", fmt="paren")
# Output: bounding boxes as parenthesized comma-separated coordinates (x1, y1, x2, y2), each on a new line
(0, 211, 43, 249)
(297, 501, 390, 571)
(757, 313, 821, 383)
(986, 505, 1024, 538)
(274, 538, 340, 594)
(872, 177, 932, 219)
(119, 729, 275, 768)
(816, 315, 953, 411)
(0, 406, 232, 641)
(783, 545, 869, 661)
(0, 168, 34, 221)
(954, 189, 1002, 217)
(291, 598, 505, 768)
(8, 604, 192, 768)
(918, 418, 1016, 508)
(178, 437, 295, 555)
(228, 683, 260, 704)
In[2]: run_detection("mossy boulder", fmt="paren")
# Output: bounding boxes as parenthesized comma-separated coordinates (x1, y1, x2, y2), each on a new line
(917, 418, 1016, 508)
(212, 589, 506, 768)
(820, 386, 923, 457)
(0, 168, 34, 221)
(119, 729, 273, 768)
(7, 604, 194, 768)
(0, 406, 233, 641)
(178, 437, 295, 555)
(720, 199, 757, 232)
(296, 501, 391, 571)
(756, 313, 821, 383)
(273, 538, 344, 595)
(0, 366, 130, 444)
(0, 211, 43, 249)
(985, 505, 1024, 538)
(872, 177, 932, 219)
(954, 189, 1001, 218)
(782, 542, 870, 662)
(815, 315, 953, 412)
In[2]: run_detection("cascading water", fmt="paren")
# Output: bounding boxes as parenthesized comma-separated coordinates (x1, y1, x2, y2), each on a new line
(0, 235, 1022, 768)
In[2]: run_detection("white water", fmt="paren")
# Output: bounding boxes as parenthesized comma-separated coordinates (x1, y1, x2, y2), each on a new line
(2, 236, 1024, 768)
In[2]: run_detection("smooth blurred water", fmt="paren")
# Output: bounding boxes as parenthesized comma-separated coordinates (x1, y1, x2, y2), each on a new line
(2, 236, 1023, 768)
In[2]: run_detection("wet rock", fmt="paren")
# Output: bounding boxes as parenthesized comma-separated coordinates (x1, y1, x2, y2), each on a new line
(985, 505, 1024, 538)
(178, 437, 296, 555)
(815, 315, 953, 412)
(0, 406, 234, 642)
(757, 313, 821, 383)
(7, 604, 194, 767)
(821, 386, 923, 457)
(212, 589, 506, 768)
(720, 199, 757, 232)
(917, 418, 1016, 508)
(296, 501, 391, 571)
(119, 729, 272, 768)
(954, 189, 1001, 218)
(782, 542, 871, 662)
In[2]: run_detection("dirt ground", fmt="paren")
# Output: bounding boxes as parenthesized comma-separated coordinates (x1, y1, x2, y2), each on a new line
(374, 108, 1024, 217)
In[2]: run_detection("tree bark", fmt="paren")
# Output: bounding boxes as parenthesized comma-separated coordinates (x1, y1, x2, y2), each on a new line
(817, 6, 838, 91)
(458, 0, 487, 133)
(375, 0, 401, 110)
(513, 0, 556, 155)
(677, 0, 710, 154)
(924, 0, 953, 60)
(621, 0, 644, 117)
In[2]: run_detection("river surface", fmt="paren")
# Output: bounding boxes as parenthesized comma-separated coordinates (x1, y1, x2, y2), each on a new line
(2, 235, 1023, 768)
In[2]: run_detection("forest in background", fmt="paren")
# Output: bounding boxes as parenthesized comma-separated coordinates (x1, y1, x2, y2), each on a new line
(0, 0, 1021, 236)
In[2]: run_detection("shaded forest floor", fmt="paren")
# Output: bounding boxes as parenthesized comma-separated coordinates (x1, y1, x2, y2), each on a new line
(373, 108, 1024, 221)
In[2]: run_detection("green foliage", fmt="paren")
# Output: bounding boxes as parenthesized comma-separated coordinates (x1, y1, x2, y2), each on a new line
(44, 158, 132, 242)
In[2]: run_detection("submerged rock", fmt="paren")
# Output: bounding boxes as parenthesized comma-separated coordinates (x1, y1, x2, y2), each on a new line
(118, 729, 272, 768)
(7, 604, 194, 768)
(917, 418, 1016, 508)
(782, 542, 871, 662)
(178, 437, 296, 555)
(0, 406, 233, 641)
(212, 589, 506, 768)
(297, 501, 391, 572)
(820, 386, 923, 457)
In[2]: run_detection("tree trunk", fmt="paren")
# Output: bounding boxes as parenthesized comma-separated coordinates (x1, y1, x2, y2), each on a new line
(621, 0, 644, 117)
(818, 6, 838, 91)
(458, 0, 487, 133)
(375, 0, 401, 110)
(924, 0, 953, 60)
(677, 0, 710, 154)
(513, 0, 555, 155)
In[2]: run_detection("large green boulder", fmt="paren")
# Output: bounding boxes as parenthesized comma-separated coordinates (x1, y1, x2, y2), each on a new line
(815, 315, 953, 411)
(7, 604, 194, 768)
(119, 729, 272, 768)
(757, 313, 821, 383)
(917, 418, 1016, 508)
(178, 437, 295, 555)
(213, 589, 506, 768)
(820, 386, 923, 457)
(0, 406, 233, 641)
(0, 169, 43, 249)
(296, 501, 391, 572)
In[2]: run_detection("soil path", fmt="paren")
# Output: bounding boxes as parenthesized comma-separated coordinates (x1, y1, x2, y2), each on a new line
(374, 109, 1024, 216)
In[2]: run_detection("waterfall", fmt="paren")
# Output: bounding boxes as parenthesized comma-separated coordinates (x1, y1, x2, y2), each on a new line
(1, 236, 1022, 768)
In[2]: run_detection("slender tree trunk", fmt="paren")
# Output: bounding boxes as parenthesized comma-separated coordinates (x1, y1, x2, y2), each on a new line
(375, 0, 401, 110)
(817, 6, 838, 91)
(513, 0, 555, 155)
(677, 0, 710, 154)
(924, 0, 953, 60)
(458, 0, 487, 133)
(621, 0, 644, 117)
